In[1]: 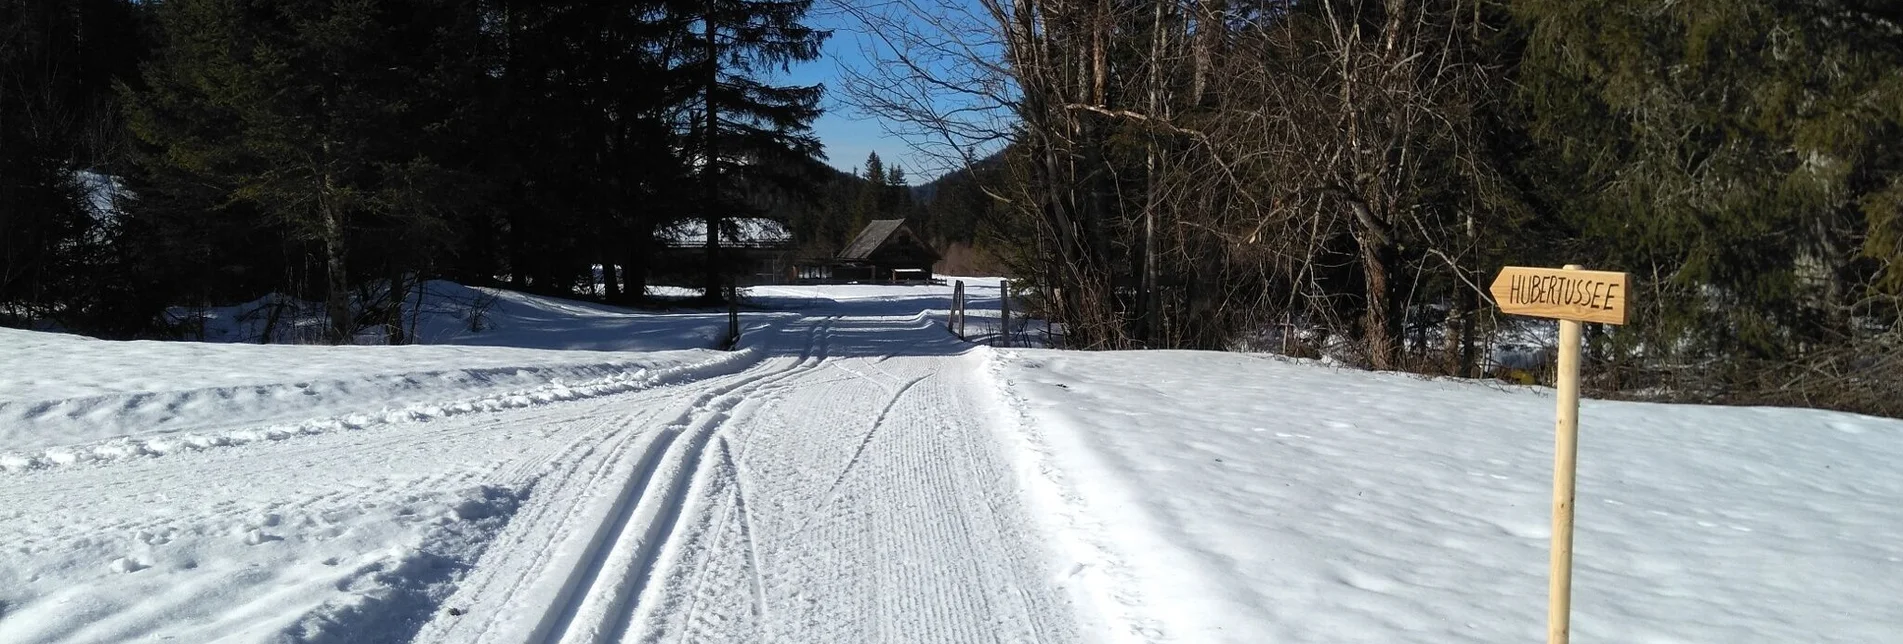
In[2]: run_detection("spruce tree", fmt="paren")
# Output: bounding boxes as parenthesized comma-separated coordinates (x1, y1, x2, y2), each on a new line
(851, 151, 886, 234)
(1517, 0, 1903, 364)
(677, 0, 827, 301)
(127, 0, 470, 343)
(1, 0, 145, 327)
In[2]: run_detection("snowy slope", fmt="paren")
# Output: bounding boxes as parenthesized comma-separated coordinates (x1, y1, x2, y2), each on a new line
(987, 349, 1903, 643)
(3, 278, 1897, 644)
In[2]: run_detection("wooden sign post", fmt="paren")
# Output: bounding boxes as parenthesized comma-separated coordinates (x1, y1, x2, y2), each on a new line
(1488, 265, 1630, 644)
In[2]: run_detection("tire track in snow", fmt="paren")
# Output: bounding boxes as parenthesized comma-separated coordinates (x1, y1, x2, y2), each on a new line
(413, 405, 676, 644)
(0, 401, 659, 555)
(0, 386, 710, 644)
(801, 371, 928, 531)
(667, 438, 767, 644)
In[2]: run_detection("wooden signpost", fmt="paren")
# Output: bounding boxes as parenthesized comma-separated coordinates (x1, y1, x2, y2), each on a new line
(1488, 265, 1630, 644)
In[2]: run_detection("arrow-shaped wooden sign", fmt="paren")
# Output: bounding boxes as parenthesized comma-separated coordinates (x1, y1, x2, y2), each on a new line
(1490, 264, 1631, 644)
(1489, 266, 1630, 325)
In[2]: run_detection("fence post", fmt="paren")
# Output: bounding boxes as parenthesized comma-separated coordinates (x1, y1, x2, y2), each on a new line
(998, 279, 1011, 348)
(725, 281, 740, 351)
(951, 280, 967, 339)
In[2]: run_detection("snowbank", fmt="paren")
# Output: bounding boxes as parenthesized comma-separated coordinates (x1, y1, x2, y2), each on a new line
(1, 283, 755, 452)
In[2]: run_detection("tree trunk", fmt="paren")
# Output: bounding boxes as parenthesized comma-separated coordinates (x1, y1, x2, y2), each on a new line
(1458, 274, 1477, 377)
(320, 192, 351, 345)
(469, 208, 498, 286)
(701, 2, 723, 303)
(1358, 234, 1398, 370)
(600, 229, 621, 303)
(508, 199, 528, 289)
(502, 0, 526, 291)
(624, 241, 648, 304)
(1139, 0, 1165, 348)
(387, 268, 408, 345)
(1443, 276, 1464, 375)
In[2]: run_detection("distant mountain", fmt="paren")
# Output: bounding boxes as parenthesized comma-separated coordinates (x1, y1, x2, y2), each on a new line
(911, 149, 1007, 205)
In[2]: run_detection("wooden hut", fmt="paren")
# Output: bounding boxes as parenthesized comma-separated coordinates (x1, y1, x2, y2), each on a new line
(800, 219, 940, 284)
(655, 218, 797, 285)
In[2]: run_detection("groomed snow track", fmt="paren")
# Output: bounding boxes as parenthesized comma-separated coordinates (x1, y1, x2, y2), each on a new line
(0, 304, 1078, 643)
(412, 312, 1078, 643)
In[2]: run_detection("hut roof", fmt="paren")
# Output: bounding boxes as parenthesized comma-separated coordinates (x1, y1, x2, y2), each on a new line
(837, 219, 909, 261)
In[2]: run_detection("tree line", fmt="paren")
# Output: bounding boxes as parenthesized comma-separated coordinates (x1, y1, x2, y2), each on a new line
(787, 150, 921, 260)
(2, 0, 830, 342)
(848, 0, 1903, 416)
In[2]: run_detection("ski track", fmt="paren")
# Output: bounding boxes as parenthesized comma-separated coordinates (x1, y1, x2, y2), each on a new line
(4, 307, 1080, 643)
(410, 313, 1078, 644)
(0, 388, 687, 644)
(620, 314, 1077, 644)
(0, 348, 762, 473)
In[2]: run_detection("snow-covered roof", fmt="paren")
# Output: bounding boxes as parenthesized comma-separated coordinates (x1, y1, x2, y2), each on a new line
(658, 218, 795, 249)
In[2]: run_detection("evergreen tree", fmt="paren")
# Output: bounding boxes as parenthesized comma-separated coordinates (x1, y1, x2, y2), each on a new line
(851, 151, 886, 234)
(883, 162, 912, 223)
(676, 0, 828, 301)
(1, 0, 146, 328)
(127, 0, 474, 343)
(1517, 0, 1903, 363)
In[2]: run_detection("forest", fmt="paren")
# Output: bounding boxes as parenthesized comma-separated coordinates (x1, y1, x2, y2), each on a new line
(840, 0, 1903, 416)
(5, 0, 1902, 416)
(2, 0, 864, 339)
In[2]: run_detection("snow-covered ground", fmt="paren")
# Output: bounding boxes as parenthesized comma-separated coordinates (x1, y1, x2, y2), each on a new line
(1, 283, 746, 456)
(2, 279, 1898, 643)
(988, 350, 1903, 643)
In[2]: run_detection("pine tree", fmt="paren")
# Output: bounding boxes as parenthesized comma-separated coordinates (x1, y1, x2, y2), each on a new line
(127, 0, 471, 343)
(884, 162, 911, 222)
(851, 151, 886, 234)
(677, 0, 827, 301)
(1, 0, 146, 328)
(1517, 0, 1903, 363)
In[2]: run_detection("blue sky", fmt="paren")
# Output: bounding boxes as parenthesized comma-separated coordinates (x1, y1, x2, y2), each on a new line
(774, 2, 962, 183)
(777, 6, 903, 180)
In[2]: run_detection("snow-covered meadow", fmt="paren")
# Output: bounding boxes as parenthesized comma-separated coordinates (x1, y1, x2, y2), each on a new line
(987, 349, 1903, 643)
(1, 279, 1897, 643)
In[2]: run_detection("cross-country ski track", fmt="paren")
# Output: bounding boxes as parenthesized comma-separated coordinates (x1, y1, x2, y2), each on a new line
(1, 296, 1080, 644)
(416, 312, 1074, 644)
(6, 281, 1901, 643)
